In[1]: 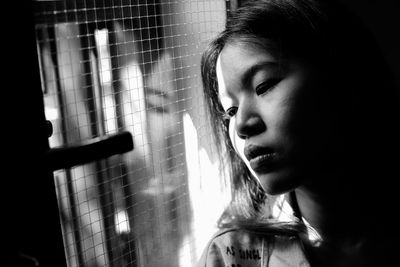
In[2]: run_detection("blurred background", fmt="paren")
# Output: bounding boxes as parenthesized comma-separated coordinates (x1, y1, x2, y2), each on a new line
(4, 0, 399, 266)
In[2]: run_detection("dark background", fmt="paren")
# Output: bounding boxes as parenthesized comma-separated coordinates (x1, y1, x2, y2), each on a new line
(343, 0, 400, 90)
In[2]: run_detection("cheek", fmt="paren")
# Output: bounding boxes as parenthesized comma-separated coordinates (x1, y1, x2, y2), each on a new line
(271, 83, 315, 140)
(272, 85, 334, 171)
(261, 95, 297, 145)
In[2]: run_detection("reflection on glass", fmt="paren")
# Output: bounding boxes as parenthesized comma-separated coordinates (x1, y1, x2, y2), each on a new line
(34, 1, 226, 266)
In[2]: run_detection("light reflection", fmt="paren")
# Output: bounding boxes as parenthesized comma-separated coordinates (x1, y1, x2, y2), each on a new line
(45, 106, 58, 121)
(115, 209, 130, 234)
(182, 113, 230, 265)
(94, 29, 117, 134)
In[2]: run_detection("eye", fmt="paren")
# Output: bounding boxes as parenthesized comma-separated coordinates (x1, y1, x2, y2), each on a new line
(255, 78, 281, 96)
(223, 106, 238, 120)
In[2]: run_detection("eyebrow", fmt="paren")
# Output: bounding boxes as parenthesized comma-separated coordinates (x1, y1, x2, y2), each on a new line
(241, 61, 279, 87)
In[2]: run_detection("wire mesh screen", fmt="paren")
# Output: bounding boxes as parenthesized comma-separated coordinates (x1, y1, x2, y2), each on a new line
(33, 0, 227, 266)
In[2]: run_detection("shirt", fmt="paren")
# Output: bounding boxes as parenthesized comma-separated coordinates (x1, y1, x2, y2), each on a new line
(197, 228, 310, 267)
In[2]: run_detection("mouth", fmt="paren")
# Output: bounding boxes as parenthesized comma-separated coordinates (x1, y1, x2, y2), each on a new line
(244, 144, 278, 173)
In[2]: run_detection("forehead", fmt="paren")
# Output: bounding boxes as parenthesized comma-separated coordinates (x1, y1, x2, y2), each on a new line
(219, 41, 276, 70)
(216, 42, 278, 97)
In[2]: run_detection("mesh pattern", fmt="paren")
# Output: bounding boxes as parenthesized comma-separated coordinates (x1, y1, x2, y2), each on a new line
(34, 0, 227, 266)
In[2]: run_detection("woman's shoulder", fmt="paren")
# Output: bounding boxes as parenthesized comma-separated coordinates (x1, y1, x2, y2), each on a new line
(197, 228, 310, 267)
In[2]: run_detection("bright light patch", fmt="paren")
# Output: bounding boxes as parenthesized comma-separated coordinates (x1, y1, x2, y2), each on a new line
(115, 209, 130, 234)
(95, 29, 112, 84)
(45, 106, 59, 121)
(181, 113, 230, 265)
(94, 28, 117, 134)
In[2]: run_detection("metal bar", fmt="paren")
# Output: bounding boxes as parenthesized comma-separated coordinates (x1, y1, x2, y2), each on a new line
(46, 131, 133, 171)
(47, 25, 85, 267)
(92, 27, 120, 266)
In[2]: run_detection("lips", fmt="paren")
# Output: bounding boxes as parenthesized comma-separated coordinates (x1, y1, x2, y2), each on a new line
(244, 144, 278, 173)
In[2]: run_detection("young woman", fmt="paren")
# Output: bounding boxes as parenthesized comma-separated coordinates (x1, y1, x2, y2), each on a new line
(198, 0, 399, 266)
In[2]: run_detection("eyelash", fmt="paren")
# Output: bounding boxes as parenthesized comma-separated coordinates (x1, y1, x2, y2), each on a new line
(223, 106, 238, 120)
(255, 78, 281, 96)
(222, 78, 281, 120)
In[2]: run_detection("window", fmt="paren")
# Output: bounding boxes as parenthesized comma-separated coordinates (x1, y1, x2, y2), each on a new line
(34, 0, 227, 266)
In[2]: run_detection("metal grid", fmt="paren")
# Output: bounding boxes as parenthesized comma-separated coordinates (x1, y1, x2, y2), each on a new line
(34, 0, 226, 266)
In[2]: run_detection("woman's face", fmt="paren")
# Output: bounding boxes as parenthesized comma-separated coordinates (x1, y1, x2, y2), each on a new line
(217, 41, 336, 195)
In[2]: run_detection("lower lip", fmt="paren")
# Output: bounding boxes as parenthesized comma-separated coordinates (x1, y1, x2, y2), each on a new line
(249, 153, 278, 173)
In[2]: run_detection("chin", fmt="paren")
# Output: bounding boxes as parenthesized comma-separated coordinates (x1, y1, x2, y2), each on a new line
(256, 168, 300, 196)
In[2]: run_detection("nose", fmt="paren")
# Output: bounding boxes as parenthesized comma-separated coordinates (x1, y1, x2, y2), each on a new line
(235, 103, 266, 139)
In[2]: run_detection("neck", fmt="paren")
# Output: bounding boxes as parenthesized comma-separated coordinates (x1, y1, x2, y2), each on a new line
(293, 178, 366, 245)
(292, 183, 371, 267)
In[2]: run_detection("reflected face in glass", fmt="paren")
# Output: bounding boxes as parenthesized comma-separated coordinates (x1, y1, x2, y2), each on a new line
(217, 41, 332, 195)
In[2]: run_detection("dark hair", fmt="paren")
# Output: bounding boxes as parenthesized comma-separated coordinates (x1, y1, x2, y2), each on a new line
(201, 0, 399, 235)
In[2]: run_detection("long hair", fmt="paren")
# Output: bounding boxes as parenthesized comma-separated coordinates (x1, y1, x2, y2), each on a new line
(201, 0, 399, 235)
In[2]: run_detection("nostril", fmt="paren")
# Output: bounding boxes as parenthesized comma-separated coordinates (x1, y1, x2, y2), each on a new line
(236, 116, 266, 139)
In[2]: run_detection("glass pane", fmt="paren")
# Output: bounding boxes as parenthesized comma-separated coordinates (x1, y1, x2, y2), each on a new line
(33, 0, 227, 266)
